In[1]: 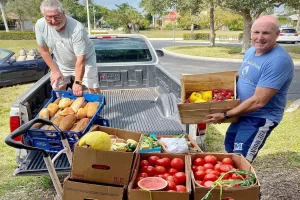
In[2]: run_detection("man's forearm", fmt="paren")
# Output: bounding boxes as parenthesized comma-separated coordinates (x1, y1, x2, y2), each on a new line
(227, 97, 263, 117)
(75, 56, 85, 82)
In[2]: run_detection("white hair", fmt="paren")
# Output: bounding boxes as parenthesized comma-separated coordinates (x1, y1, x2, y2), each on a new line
(40, 0, 64, 14)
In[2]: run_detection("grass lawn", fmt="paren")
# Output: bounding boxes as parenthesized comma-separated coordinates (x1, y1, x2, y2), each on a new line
(165, 45, 300, 61)
(0, 40, 38, 52)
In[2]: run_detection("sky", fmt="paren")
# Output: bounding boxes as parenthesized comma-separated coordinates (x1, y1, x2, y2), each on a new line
(94, 0, 141, 11)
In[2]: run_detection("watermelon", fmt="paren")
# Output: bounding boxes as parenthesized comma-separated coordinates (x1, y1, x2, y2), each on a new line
(137, 177, 168, 191)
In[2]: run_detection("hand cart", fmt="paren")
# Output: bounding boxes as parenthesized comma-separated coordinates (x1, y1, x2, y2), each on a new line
(5, 118, 73, 200)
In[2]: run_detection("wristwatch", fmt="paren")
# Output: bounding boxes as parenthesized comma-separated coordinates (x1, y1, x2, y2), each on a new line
(75, 80, 82, 85)
(224, 112, 231, 120)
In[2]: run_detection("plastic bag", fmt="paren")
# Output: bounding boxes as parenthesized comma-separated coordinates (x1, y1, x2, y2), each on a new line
(160, 138, 189, 153)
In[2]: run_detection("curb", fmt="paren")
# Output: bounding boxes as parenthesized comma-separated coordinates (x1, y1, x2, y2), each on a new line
(162, 48, 300, 68)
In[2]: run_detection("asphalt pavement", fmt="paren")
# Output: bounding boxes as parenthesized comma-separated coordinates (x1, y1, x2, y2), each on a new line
(149, 40, 300, 100)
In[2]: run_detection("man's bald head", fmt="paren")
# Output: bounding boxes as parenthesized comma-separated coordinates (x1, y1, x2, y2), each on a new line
(252, 15, 280, 33)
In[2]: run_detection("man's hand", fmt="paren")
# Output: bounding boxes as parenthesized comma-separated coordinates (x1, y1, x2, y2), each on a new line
(73, 83, 83, 96)
(203, 113, 225, 124)
(50, 71, 63, 88)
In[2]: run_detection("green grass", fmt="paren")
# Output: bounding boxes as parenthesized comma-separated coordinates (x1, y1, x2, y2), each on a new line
(0, 84, 54, 199)
(165, 45, 300, 61)
(0, 40, 38, 52)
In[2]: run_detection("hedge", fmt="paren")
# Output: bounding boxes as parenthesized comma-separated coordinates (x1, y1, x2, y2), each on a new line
(183, 33, 210, 40)
(0, 31, 36, 40)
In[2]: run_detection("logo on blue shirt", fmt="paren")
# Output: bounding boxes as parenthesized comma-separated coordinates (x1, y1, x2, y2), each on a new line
(242, 66, 249, 77)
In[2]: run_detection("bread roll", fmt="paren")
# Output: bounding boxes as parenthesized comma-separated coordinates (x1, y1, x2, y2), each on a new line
(87, 102, 100, 118)
(32, 108, 49, 129)
(59, 114, 77, 131)
(70, 97, 85, 113)
(48, 115, 64, 130)
(47, 103, 59, 117)
(53, 98, 60, 105)
(76, 108, 87, 119)
(58, 98, 72, 109)
(59, 107, 75, 116)
(71, 118, 90, 132)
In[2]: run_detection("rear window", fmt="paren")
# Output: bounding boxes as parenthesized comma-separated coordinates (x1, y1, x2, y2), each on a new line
(281, 29, 297, 33)
(91, 37, 152, 63)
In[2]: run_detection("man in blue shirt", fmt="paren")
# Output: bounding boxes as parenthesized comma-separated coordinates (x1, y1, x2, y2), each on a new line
(203, 15, 294, 162)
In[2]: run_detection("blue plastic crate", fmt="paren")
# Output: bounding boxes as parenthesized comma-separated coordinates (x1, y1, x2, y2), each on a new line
(139, 133, 162, 153)
(24, 90, 108, 153)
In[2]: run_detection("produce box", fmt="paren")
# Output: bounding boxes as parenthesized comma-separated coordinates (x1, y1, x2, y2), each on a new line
(63, 178, 125, 200)
(190, 153, 260, 200)
(71, 126, 142, 186)
(24, 90, 106, 153)
(139, 134, 162, 153)
(157, 134, 202, 154)
(178, 71, 240, 124)
(128, 153, 191, 200)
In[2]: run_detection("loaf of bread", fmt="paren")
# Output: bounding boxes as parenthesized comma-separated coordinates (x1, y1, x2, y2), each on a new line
(32, 108, 49, 129)
(48, 115, 64, 130)
(47, 103, 59, 117)
(86, 102, 100, 118)
(70, 97, 85, 113)
(53, 98, 60, 105)
(59, 107, 75, 116)
(71, 118, 90, 132)
(76, 108, 87, 119)
(59, 114, 77, 131)
(58, 98, 73, 109)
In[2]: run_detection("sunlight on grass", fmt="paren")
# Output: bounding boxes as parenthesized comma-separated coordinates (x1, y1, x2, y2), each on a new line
(0, 40, 38, 52)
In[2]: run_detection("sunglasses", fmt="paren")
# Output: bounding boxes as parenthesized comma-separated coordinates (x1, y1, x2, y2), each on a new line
(44, 12, 64, 21)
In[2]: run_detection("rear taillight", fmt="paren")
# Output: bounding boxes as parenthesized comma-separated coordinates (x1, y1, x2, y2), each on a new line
(96, 35, 117, 39)
(279, 33, 284, 36)
(10, 116, 22, 142)
(295, 34, 298, 36)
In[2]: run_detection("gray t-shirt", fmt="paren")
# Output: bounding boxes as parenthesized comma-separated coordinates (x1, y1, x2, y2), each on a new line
(35, 16, 96, 72)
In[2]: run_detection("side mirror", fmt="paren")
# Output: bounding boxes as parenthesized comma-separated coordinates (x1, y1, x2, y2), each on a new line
(155, 50, 164, 57)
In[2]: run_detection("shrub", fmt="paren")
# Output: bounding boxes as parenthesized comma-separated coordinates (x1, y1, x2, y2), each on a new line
(0, 25, 5, 30)
(194, 33, 209, 40)
(0, 31, 36, 40)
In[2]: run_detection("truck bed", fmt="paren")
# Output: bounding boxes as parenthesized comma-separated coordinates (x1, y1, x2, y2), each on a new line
(15, 88, 184, 176)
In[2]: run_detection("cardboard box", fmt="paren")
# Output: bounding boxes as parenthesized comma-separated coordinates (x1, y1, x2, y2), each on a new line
(128, 153, 191, 200)
(71, 126, 142, 185)
(63, 178, 125, 200)
(157, 135, 202, 154)
(190, 153, 260, 200)
(178, 71, 240, 124)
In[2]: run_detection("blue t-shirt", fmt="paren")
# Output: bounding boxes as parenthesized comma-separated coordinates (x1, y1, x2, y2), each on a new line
(237, 45, 294, 123)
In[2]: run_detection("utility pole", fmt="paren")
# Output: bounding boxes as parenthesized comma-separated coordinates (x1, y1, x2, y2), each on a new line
(93, 6, 96, 29)
(86, 0, 91, 35)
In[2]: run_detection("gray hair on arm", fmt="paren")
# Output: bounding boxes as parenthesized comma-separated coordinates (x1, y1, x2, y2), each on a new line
(40, 0, 64, 14)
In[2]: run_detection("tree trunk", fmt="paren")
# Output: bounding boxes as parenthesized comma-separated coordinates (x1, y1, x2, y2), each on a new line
(242, 12, 252, 53)
(190, 23, 194, 40)
(209, 1, 215, 47)
(0, 2, 9, 32)
(20, 19, 24, 32)
(297, 8, 300, 32)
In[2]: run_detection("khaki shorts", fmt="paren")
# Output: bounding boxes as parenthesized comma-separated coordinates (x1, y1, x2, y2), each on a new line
(52, 66, 99, 89)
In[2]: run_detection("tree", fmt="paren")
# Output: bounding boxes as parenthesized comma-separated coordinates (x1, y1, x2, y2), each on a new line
(285, 1, 300, 31)
(0, 0, 9, 32)
(219, 0, 284, 53)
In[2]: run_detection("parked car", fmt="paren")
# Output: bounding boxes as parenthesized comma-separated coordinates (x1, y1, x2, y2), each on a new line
(277, 28, 299, 44)
(0, 48, 49, 87)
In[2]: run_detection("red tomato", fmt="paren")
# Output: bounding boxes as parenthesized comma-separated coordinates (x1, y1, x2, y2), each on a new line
(162, 157, 171, 166)
(195, 180, 203, 186)
(231, 173, 243, 180)
(156, 174, 165, 179)
(197, 166, 206, 171)
(208, 170, 220, 177)
(145, 166, 156, 176)
(203, 173, 218, 182)
(203, 181, 213, 187)
(148, 156, 160, 166)
(140, 166, 148, 173)
(156, 159, 168, 167)
(174, 172, 186, 185)
(204, 155, 217, 165)
(171, 158, 185, 171)
(205, 169, 214, 174)
(193, 158, 205, 166)
(155, 166, 166, 175)
(140, 160, 149, 167)
(222, 158, 233, 166)
(214, 163, 221, 172)
(194, 170, 206, 180)
(163, 173, 171, 179)
(203, 163, 214, 170)
(137, 173, 148, 178)
(220, 172, 231, 180)
(176, 185, 186, 192)
(167, 168, 178, 175)
(167, 190, 176, 192)
(219, 164, 233, 173)
(166, 180, 177, 190)
(166, 176, 179, 185)
(192, 165, 198, 172)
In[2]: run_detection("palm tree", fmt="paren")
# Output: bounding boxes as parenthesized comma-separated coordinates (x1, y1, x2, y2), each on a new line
(0, 0, 9, 32)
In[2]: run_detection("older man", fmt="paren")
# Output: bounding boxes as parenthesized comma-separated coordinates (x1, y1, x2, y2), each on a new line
(204, 15, 294, 162)
(35, 0, 100, 96)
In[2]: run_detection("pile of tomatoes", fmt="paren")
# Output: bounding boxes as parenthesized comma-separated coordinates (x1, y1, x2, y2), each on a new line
(192, 155, 244, 187)
(135, 155, 187, 192)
